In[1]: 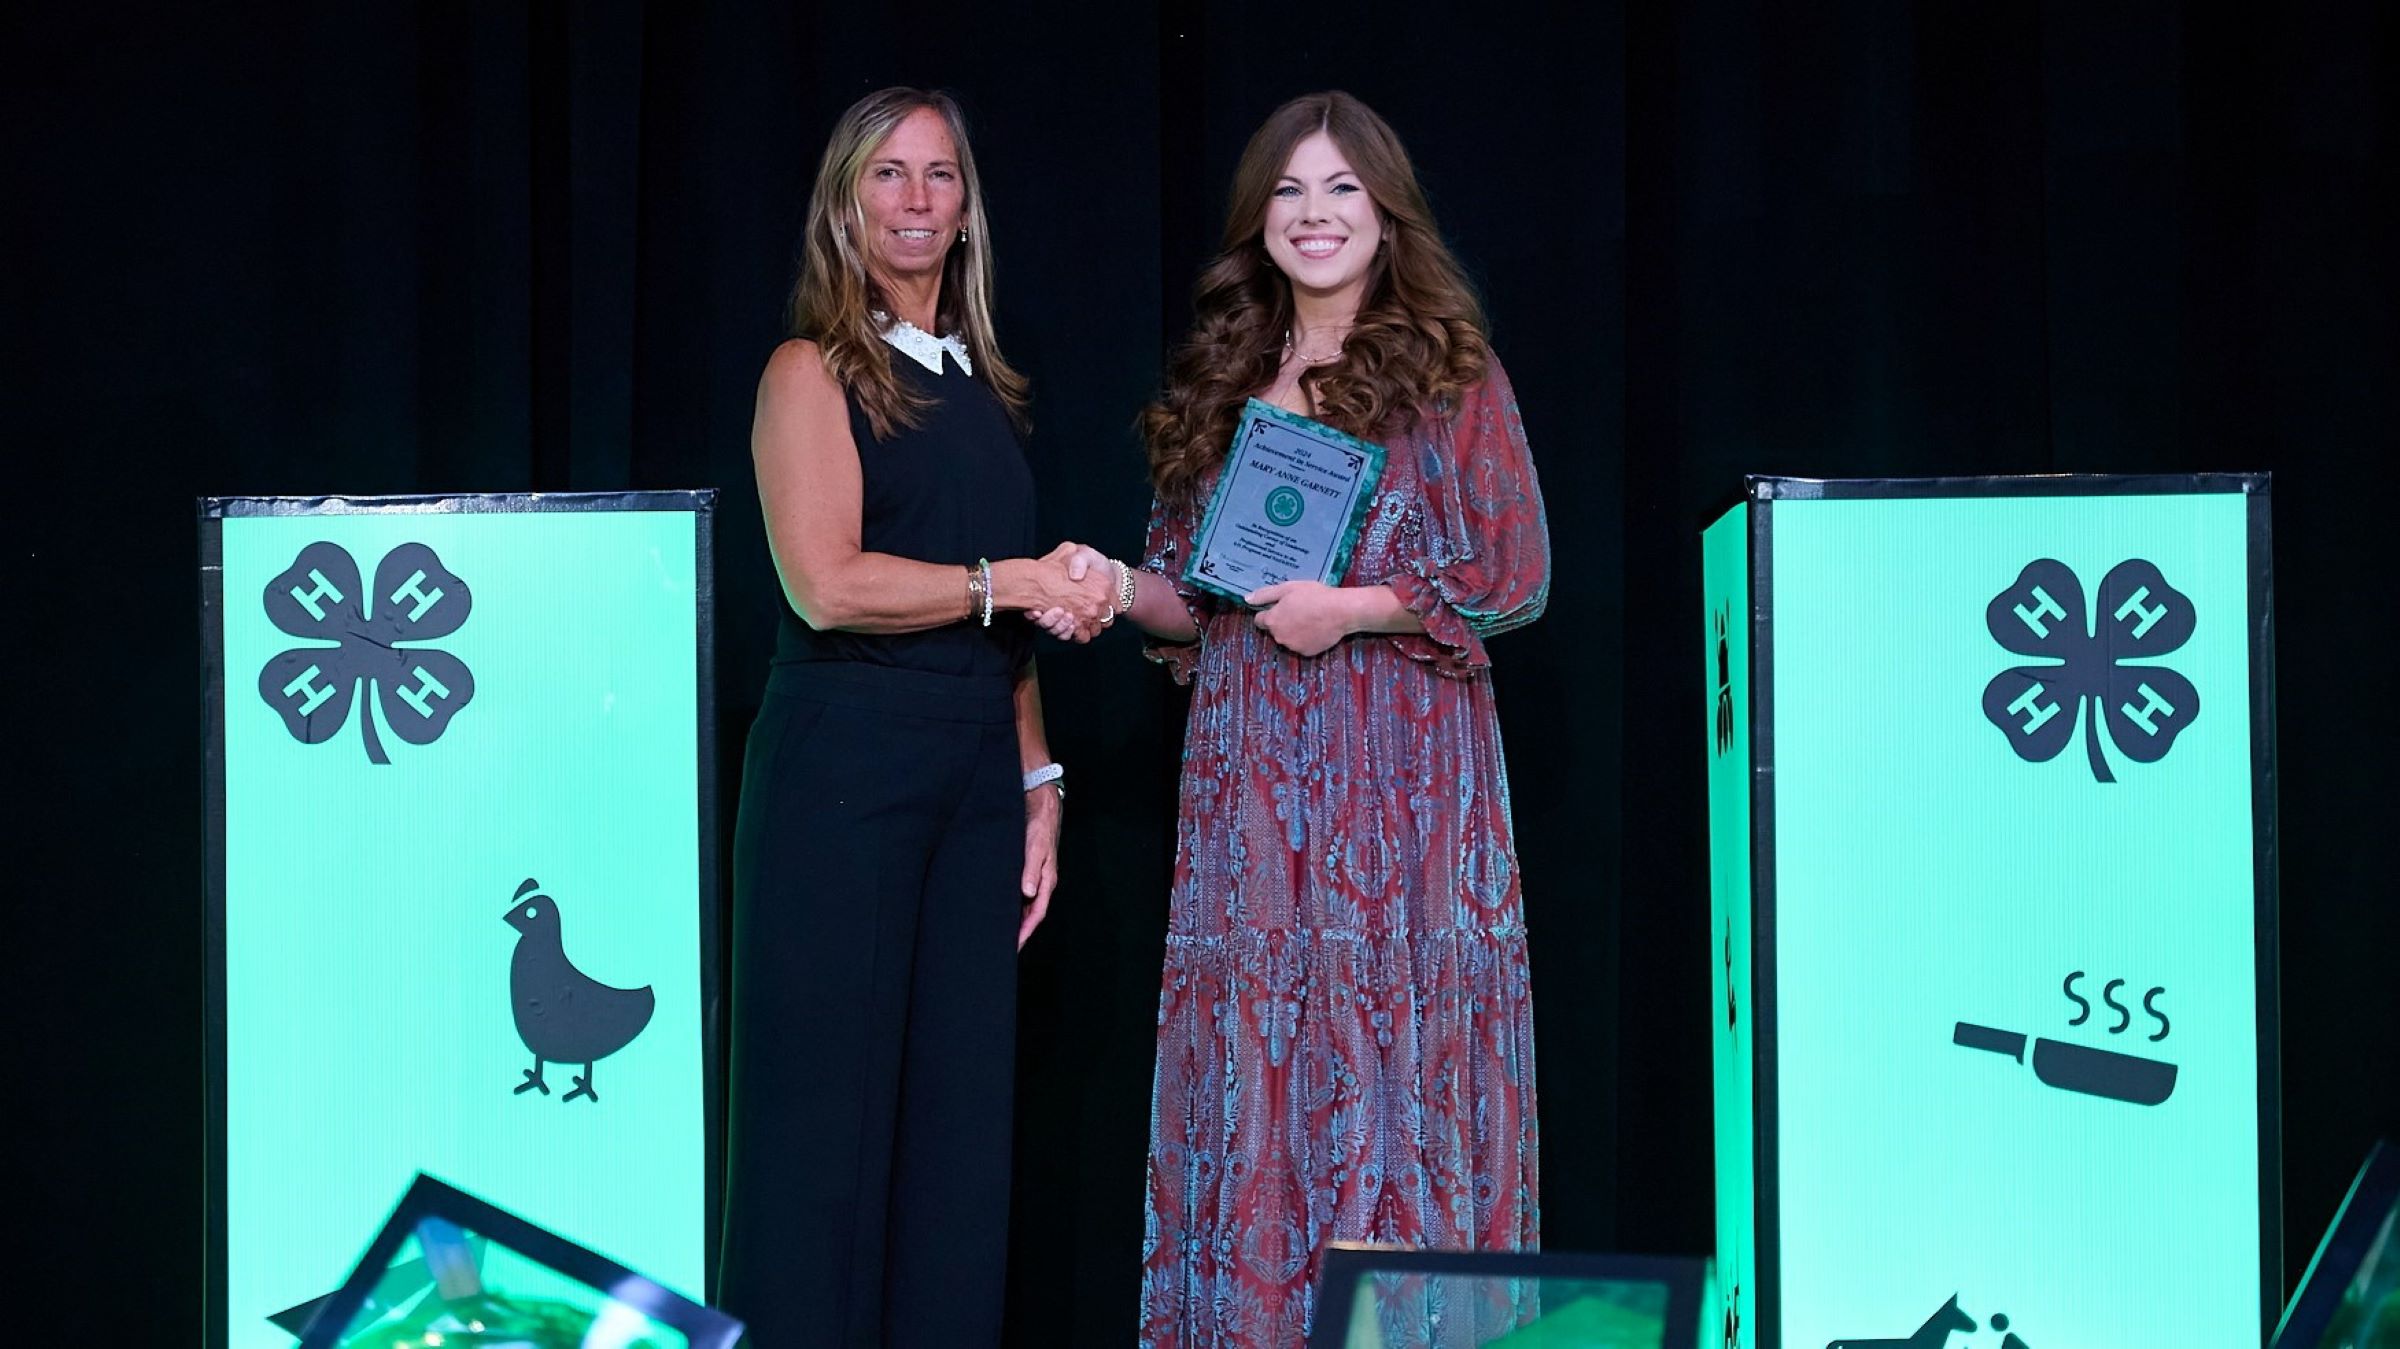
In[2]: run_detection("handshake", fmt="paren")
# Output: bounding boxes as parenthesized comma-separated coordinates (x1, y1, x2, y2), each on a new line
(1022, 541, 1127, 644)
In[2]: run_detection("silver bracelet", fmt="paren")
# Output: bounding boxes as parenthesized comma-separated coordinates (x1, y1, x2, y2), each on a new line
(1111, 558, 1136, 615)
(1022, 762, 1064, 796)
(977, 557, 994, 627)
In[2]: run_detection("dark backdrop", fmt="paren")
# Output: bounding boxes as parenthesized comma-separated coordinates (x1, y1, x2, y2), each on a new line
(8, 4, 2391, 1345)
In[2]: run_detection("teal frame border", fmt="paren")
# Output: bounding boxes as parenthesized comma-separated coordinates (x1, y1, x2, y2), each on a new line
(2270, 1139, 2397, 1349)
(1306, 1246, 1709, 1349)
(297, 1172, 744, 1349)
(198, 489, 721, 1349)
(1182, 397, 1389, 607)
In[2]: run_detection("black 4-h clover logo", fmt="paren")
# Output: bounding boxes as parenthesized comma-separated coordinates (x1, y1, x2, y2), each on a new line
(1982, 558, 2198, 784)
(258, 541, 475, 764)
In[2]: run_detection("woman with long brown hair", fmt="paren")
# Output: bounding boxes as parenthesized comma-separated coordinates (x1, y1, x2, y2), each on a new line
(718, 87, 1113, 1347)
(1043, 90, 1549, 1346)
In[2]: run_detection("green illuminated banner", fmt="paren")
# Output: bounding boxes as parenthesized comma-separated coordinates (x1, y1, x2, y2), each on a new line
(1704, 476, 2278, 1349)
(201, 492, 718, 1348)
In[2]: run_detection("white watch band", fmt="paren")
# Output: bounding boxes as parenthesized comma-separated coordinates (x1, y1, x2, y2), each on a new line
(1022, 762, 1064, 793)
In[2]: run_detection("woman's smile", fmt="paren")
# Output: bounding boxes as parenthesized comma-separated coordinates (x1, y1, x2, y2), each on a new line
(1262, 132, 1383, 301)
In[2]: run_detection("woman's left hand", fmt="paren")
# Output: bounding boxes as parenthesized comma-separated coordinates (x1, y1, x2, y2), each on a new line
(1030, 606, 1091, 642)
(1019, 784, 1062, 949)
(1247, 580, 1355, 658)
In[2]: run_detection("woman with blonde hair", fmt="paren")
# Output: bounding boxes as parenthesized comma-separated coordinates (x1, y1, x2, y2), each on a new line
(718, 86, 1113, 1347)
(1047, 89, 1549, 1347)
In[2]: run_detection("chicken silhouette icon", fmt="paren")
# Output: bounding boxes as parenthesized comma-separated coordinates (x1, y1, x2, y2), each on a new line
(504, 877, 656, 1103)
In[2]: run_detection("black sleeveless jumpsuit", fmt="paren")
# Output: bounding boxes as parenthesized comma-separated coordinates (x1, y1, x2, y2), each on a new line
(719, 348, 1033, 1347)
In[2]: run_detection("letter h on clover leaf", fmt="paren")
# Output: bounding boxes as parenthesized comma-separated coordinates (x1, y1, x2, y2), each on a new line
(257, 540, 475, 764)
(1981, 558, 2199, 784)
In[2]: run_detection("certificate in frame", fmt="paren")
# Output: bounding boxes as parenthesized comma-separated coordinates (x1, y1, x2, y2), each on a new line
(1183, 398, 1387, 606)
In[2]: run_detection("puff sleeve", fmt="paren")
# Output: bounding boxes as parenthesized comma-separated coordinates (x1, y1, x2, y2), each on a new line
(1382, 356, 1551, 674)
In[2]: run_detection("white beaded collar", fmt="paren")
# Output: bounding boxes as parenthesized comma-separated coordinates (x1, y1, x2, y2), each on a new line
(873, 312, 973, 377)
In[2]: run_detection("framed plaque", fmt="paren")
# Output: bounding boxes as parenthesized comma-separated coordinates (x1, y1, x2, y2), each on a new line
(298, 1173, 743, 1349)
(1183, 398, 1387, 605)
(2272, 1139, 2399, 1349)
(1308, 1246, 1710, 1349)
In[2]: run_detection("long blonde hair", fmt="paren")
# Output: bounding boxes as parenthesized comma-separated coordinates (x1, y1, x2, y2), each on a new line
(1144, 91, 1487, 499)
(789, 87, 1030, 439)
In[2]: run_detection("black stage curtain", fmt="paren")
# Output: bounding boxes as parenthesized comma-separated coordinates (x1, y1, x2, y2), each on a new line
(1621, 1, 2400, 1288)
(7, 4, 2389, 1344)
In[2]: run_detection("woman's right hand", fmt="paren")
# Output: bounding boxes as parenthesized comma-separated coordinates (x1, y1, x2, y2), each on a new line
(997, 543, 1117, 631)
(1029, 543, 1117, 642)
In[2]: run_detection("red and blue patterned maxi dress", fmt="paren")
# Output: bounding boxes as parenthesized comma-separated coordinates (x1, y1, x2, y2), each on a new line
(1136, 357, 1549, 1348)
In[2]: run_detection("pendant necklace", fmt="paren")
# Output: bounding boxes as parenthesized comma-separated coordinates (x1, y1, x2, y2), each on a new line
(1283, 328, 1346, 366)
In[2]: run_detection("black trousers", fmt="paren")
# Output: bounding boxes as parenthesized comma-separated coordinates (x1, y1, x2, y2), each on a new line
(719, 661, 1021, 1348)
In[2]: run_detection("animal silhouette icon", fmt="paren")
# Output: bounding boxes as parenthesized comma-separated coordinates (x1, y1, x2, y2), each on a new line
(1827, 1293, 1976, 1349)
(504, 877, 655, 1103)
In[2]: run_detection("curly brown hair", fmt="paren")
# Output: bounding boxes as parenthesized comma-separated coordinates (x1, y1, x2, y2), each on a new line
(789, 87, 1030, 441)
(1144, 91, 1488, 500)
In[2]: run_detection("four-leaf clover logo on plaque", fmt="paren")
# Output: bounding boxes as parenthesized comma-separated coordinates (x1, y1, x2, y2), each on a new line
(1981, 558, 2198, 783)
(258, 541, 475, 764)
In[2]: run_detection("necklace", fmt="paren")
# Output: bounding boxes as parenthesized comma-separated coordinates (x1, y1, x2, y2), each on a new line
(1282, 328, 1346, 366)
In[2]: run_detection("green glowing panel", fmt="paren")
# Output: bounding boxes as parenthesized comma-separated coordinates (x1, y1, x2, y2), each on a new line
(1702, 477, 2277, 1349)
(202, 493, 717, 1349)
(1702, 505, 1756, 1349)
